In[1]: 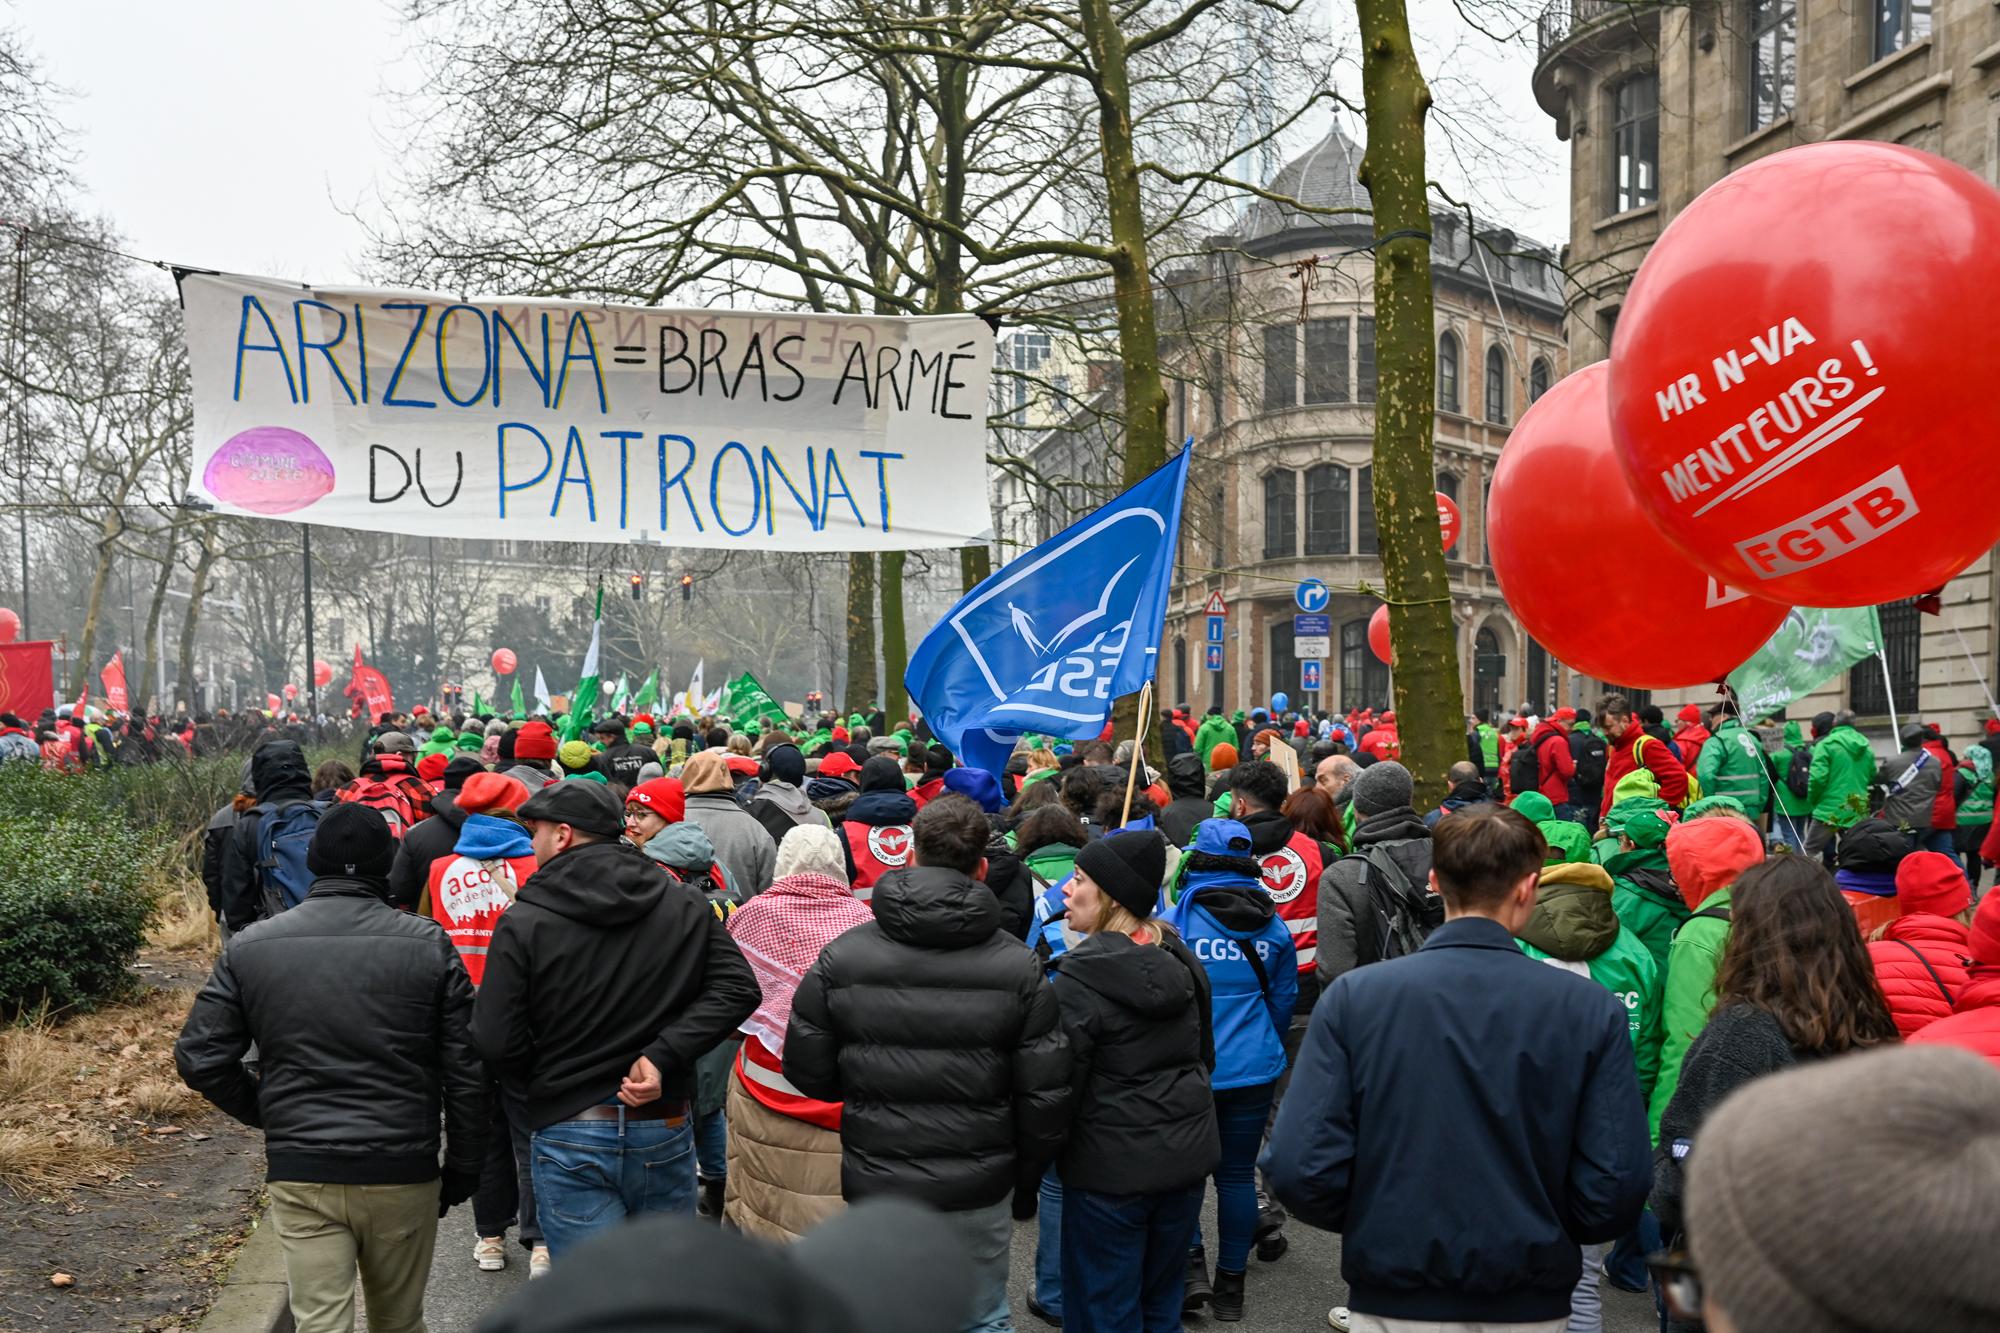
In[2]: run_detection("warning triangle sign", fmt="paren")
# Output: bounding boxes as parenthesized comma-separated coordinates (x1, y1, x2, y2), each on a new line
(1203, 590, 1227, 617)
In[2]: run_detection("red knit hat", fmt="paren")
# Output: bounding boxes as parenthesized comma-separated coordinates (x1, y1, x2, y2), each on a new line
(1678, 703, 1703, 724)
(416, 752, 449, 784)
(514, 720, 557, 761)
(457, 772, 529, 816)
(626, 777, 685, 824)
(1898, 850, 1972, 919)
(1967, 886, 2000, 967)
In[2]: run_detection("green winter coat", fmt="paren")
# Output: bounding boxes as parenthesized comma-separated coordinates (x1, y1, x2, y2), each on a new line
(1605, 845, 1687, 973)
(1806, 724, 1875, 827)
(1651, 887, 1732, 1140)
(1516, 863, 1664, 1107)
(1695, 719, 1768, 821)
(1959, 744, 1995, 827)
(1194, 715, 1237, 769)
(1766, 721, 1812, 819)
(1476, 722, 1499, 770)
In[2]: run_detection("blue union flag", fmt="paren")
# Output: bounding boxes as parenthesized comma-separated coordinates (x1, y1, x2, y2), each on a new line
(907, 446, 1191, 762)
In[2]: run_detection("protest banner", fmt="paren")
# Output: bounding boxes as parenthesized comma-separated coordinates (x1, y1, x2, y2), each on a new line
(181, 273, 996, 552)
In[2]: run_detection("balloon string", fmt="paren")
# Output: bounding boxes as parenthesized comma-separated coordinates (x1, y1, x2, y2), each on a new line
(1949, 622, 2000, 720)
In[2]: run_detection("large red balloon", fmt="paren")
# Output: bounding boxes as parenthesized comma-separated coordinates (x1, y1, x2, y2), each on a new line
(1492, 363, 1787, 688)
(1436, 493, 1461, 552)
(0, 608, 17, 644)
(491, 648, 518, 676)
(1367, 604, 1392, 665)
(283, 683, 299, 700)
(1608, 142, 2000, 606)
(313, 659, 334, 688)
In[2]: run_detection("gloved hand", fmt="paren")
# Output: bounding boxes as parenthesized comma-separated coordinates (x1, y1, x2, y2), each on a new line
(439, 1166, 481, 1217)
(1011, 1167, 1041, 1221)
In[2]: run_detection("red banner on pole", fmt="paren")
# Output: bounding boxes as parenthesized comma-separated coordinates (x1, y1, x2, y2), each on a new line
(0, 641, 54, 718)
(344, 644, 395, 721)
(100, 652, 129, 713)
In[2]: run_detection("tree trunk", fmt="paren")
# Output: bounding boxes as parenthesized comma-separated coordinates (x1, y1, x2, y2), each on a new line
(844, 552, 878, 714)
(1079, 0, 1172, 767)
(880, 550, 909, 723)
(140, 528, 178, 712)
(177, 520, 217, 714)
(74, 525, 121, 702)
(1355, 0, 1463, 807)
(960, 544, 990, 595)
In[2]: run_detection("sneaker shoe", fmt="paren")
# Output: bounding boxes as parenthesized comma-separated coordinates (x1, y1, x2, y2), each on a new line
(1183, 1251, 1213, 1313)
(473, 1237, 507, 1272)
(529, 1246, 552, 1280)
(1327, 1305, 1351, 1331)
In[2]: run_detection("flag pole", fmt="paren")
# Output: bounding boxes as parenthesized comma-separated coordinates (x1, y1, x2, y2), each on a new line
(1119, 680, 1156, 828)
(1876, 650, 1901, 741)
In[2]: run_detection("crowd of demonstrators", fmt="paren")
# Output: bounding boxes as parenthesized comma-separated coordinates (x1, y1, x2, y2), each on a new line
(165, 684, 2000, 1332)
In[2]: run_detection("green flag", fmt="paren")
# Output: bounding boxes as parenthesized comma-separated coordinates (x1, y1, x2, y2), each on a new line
(631, 670, 659, 713)
(560, 587, 605, 741)
(472, 689, 484, 716)
(1727, 607, 1883, 722)
(722, 671, 787, 729)
(511, 679, 527, 720)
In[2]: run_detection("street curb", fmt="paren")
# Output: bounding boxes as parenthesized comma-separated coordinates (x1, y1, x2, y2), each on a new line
(196, 1205, 292, 1333)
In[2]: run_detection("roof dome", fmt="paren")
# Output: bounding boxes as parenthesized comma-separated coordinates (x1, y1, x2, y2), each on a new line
(1242, 124, 1370, 239)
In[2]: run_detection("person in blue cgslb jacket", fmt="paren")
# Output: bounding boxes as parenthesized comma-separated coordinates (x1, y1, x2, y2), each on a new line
(1261, 804, 1650, 1333)
(1160, 819, 1296, 1323)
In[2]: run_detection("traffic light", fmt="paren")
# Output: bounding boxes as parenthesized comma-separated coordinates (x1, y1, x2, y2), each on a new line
(629, 573, 643, 601)
(680, 573, 694, 604)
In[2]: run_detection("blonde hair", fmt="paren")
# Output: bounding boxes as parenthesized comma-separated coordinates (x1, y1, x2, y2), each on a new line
(1026, 747, 1059, 773)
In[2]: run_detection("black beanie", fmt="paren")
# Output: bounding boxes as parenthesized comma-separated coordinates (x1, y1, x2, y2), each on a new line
(766, 743, 806, 787)
(441, 755, 486, 792)
(860, 755, 906, 794)
(307, 804, 397, 882)
(1075, 830, 1168, 920)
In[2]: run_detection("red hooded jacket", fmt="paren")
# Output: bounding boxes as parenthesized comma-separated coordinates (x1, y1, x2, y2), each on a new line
(1923, 737, 1958, 831)
(1530, 720, 1575, 803)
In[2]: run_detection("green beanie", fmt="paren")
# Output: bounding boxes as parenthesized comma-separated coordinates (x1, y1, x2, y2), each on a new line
(1510, 790, 1556, 824)
(1539, 819, 1593, 865)
(1605, 796, 1675, 849)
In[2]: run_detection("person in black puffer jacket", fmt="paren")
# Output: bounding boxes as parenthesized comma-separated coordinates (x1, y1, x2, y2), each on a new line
(176, 804, 485, 1332)
(1158, 753, 1212, 848)
(785, 794, 1071, 1333)
(1052, 828, 1219, 1333)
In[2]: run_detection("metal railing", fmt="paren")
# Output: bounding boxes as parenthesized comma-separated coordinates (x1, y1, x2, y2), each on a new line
(1537, 0, 1656, 61)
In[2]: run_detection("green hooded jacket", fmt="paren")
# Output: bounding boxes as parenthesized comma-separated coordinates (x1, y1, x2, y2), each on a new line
(1766, 721, 1812, 819)
(1694, 718, 1768, 820)
(1807, 723, 1875, 827)
(1476, 722, 1499, 769)
(1959, 744, 1995, 826)
(1516, 862, 1664, 1107)
(1193, 714, 1237, 769)
(1606, 845, 1685, 972)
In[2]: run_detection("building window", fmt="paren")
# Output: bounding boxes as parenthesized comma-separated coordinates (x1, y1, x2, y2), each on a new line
(1749, 0, 1796, 130)
(1356, 464, 1378, 555)
(1357, 317, 1377, 403)
(1209, 484, 1226, 566)
(1208, 347, 1225, 428)
(1304, 463, 1350, 556)
(1438, 332, 1460, 412)
(1473, 626, 1504, 718)
(1525, 638, 1550, 714)
(1341, 618, 1392, 711)
(1611, 74, 1660, 213)
(1003, 331, 1051, 424)
(1269, 619, 1299, 704)
(1482, 475, 1493, 566)
(1874, 0, 1930, 61)
(1262, 324, 1296, 410)
(1304, 318, 1350, 404)
(1850, 598, 1922, 715)
(1484, 345, 1508, 424)
(1529, 357, 1552, 403)
(1263, 469, 1298, 559)
(1437, 471, 1460, 557)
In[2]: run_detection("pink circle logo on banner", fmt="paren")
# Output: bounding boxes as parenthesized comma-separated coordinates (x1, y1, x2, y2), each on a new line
(204, 427, 335, 515)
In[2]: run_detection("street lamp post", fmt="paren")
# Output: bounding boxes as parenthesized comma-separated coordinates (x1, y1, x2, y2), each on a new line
(302, 524, 317, 737)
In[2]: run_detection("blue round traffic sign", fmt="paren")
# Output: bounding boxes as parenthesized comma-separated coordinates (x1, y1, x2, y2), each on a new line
(1294, 578, 1330, 613)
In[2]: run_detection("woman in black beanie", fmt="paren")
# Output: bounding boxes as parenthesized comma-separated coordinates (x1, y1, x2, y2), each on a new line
(1051, 829, 1220, 1333)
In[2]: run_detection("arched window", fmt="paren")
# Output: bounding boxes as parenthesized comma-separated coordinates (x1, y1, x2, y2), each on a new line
(1485, 345, 1508, 424)
(1436, 472, 1460, 557)
(1438, 332, 1460, 413)
(1529, 357, 1552, 403)
(1304, 463, 1350, 556)
(1341, 618, 1392, 711)
(1263, 468, 1297, 559)
(1356, 464, 1378, 555)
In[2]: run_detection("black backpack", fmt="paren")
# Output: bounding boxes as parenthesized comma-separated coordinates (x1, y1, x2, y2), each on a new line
(1346, 844, 1445, 966)
(1509, 741, 1540, 797)
(1784, 743, 1813, 799)
(1571, 730, 1607, 793)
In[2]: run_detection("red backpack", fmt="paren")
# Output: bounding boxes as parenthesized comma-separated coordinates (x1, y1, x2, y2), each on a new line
(336, 774, 432, 838)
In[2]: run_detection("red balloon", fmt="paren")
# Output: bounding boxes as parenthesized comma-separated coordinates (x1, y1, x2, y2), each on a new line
(1608, 142, 2000, 605)
(265, 693, 282, 713)
(283, 683, 299, 700)
(1367, 604, 1392, 665)
(313, 659, 334, 688)
(0, 608, 16, 643)
(1492, 363, 1787, 688)
(491, 648, 518, 676)
(1436, 493, 1461, 552)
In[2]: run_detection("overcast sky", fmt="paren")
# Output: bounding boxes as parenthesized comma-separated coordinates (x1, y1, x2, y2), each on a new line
(13, 0, 1570, 290)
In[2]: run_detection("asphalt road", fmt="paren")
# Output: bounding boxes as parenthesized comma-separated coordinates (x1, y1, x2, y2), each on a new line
(374, 1200, 1660, 1332)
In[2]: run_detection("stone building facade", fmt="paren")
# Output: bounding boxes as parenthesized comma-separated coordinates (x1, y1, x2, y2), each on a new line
(1534, 0, 2000, 740)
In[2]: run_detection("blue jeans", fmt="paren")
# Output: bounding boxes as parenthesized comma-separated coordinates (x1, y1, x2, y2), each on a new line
(1921, 829, 1960, 864)
(1034, 1166, 1064, 1316)
(935, 1199, 1015, 1333)
(530, 1110, 695, 1257)
(1061, 1183, 1204, 1333)
(1205, 1081, 1276, 1273)
(695, 1105, 727, 1182)
(1768, 813, 1806, 853)
(1607, 1206, 1661, 1290)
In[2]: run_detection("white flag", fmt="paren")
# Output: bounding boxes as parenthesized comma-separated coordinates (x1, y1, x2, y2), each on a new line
(685, 659, 705, 714)
(533, 667, 552, 711)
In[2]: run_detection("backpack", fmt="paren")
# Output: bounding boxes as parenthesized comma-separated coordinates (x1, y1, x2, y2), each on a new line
(1784, 743, 1813, 799)
(1345, 844, 1444, 966)
(253, 799, 327, 917)
(1571, 731, 1607, 792)
(1508, 742, 1540, 797)
(337, 776, 424, 838)
(1673, 905, 1732, 937)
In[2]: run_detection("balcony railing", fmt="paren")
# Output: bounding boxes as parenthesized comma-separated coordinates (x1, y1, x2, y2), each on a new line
(1537, 0, 1655, 61)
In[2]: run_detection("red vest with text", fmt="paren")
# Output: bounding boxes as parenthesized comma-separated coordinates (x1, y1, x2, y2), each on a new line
(843, 819, 915, 900)
(1256, 830, 1325, 977)
(428, 851, 537, 986)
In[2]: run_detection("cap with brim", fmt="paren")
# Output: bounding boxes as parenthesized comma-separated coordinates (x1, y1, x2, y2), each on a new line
(517, 779, 625, 837)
